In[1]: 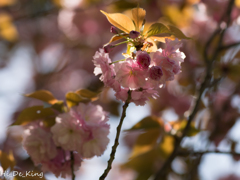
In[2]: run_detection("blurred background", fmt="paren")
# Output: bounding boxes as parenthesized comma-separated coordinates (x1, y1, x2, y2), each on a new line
(0, 0, 240, 180)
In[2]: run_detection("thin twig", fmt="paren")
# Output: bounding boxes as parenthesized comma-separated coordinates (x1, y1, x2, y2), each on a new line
(70, 151, 75, 180)
(219, 42, 240, 51)
(99, 90, 132, 180)
(153, 1, 235, 179)
(178, 150, 240, 156)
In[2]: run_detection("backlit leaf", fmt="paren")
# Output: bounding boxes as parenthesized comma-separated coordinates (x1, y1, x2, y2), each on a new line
(125, 116, 163, 131)
(100, 10, 135, 33)
(146, 23, 171, 38)
(167, 25, 191, 39)
(130, 129, 161, 158)
(25, 90, 58, 105)
(159, 135, 174, 157)
(12, 106, 55, 125)
(132, 7, 146, 31)
(108, 33, 129, 44)
(75, 89, 100, 101)
(171, 120, 200, 137)
(0, 150, 15, 171)
(0, 0, 16, 6)
(65, 92, 86, 108)
(0, 13, 18, 41)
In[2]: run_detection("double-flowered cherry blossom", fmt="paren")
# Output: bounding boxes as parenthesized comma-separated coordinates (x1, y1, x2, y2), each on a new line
(93, 38, 186, 106)
(51, 103, 110, 158)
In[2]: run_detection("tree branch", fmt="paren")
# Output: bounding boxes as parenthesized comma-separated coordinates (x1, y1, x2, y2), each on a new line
(219, 42, 240, 51)
(178, 150, 240, 156)
(70, 151, 75, 180)
(153, 1, 235, 179)
(99, 90, 132, 180)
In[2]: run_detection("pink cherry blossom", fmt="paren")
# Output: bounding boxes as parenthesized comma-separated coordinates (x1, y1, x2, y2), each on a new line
(23, 127, 57, 165)
(41, 149, 82, 178)
(114, 88, 129, 102)
(93, 49, 120, 91)
(115, 58, 147, 89)
(51, 113, 84, 152)
(149, 66, 163, 81)
(136, 51, 151, 69)
(131, 89, 159, 106)
(80, 123, 110, 158)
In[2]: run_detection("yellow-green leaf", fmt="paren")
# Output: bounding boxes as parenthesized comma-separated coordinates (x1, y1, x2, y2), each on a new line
(0, 150, 15, 171)
(132, 7, 146, 31)
(159, 135, 174, 157)
(65, 92, 85, 108)
(100, 10, 135, 33)
(130, 129, 161, 158)
(146, 23, 172, 38)
(25, 90, 58, 105)
(108, 33, 129, 44)
(125, 116, 163, 131)
(167, 25, 191, 39)
(13, 106, 55, 125)
(75, 89, 99, 101)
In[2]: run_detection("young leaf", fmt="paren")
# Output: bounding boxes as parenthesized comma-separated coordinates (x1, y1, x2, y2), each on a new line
(25, 90, 58, 105)
(146, 23, 172, 38)
(125, 116, 163, 131)
(108, 33, 129, 44)
(132, 7, 146, 31)
(0, 150, 15, 171)
(167, 25, 191, 39)
(130, 129, 161, 158)
(12, 106, 55, 125)
(75, 89, 99, 101)
(100, 10, 135, 33)
(65, 92, 85, 108)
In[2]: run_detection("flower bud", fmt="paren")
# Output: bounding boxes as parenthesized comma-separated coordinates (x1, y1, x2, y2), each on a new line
(129, 31, 140, 39)
(149, 66, 163, 81)
(110, 26, 118, 34)
(136, 51, 151, 69)
(103, 44, 115, 53)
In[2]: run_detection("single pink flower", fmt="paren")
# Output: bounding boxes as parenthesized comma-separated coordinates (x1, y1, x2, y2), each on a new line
(23, 127, 57, 165)
(115, 58, 147, 89)
(114, 88, 129, 102)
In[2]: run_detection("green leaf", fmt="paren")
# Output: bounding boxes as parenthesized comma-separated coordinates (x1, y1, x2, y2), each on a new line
(75, 89, 100, 101)
(25, 90, 58, 105)
(108, 33, 129, 44)
(167, 25, 191, 39)
(51, 100, 65, 112)
(65, 92, 86, 108)
(125, 116, 163, 131)
(130, 129, 161, 158)
(0, 150, 15, 171)
(12, 106, 55, 125)
(146, 23, 172, 38)
(132, 7, 146, 31)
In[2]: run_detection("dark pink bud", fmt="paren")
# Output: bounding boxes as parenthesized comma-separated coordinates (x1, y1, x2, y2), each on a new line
(104, 44, 115, 53)
(129, 31, 140, 39)
(149, 66, 163, 81)
(136, 51, 151, 69)
(110, 26, 118, 34)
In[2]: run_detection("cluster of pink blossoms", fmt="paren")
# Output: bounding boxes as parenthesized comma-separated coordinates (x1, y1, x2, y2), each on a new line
(93, 38, 186, 105)
(22, 103, 110, 178)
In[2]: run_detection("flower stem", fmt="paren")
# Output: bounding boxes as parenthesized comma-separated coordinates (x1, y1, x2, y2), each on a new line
(115, 41, 129, 46)
(99, 91, 132, 180)
(109, 59, 125, 65)
(70, 151, 75, 180)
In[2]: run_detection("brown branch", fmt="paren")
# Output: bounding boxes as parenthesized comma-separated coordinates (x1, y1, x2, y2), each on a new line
(219, 42, 240, 51)
(178, 150, 240, 156)
(99, 90, 132, 180)
(153, 1, 235, 179)
(70, 151, 75, 180)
